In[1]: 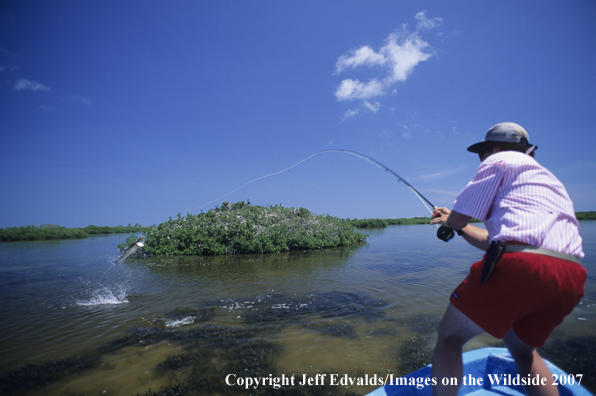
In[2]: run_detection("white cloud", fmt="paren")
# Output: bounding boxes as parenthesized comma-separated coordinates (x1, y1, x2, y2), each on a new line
(335, 78, 385, 101)
(415, 11, 443, 30)
(362, 100, 381, 113)
(399, 123, 412, 138)
(14, 79, 50, 92)
(72, 95, 92, 105)
(381, 30, 432, 83)
(341, 108, 360, 121)
(334, 11, 440, 116)
(418, 165, 467, 181)
(424, 188, 460, 198)
(336, 46, 385, 73)
(0, 62, 19, 72)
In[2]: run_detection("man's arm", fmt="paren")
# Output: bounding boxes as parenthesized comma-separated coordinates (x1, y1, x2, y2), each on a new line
(431, 208, 490, 251)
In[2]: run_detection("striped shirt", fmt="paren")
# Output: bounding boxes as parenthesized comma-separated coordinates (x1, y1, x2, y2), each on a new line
(453, 151, 584, 258)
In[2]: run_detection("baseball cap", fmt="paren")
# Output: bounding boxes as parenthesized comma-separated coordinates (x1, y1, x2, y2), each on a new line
(467, 122, 537, 153)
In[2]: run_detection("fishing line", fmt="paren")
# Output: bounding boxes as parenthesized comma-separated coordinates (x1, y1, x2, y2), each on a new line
(186, 149, 456, 241)
(185, 152, 320, 212)
(319, 149, 436, 215)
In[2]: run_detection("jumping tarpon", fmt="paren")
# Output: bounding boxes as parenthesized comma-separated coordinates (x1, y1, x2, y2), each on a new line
(116, 236, 145, 263)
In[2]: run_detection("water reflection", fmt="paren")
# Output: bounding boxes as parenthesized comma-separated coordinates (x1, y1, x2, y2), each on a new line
(131, 245, 361, 281)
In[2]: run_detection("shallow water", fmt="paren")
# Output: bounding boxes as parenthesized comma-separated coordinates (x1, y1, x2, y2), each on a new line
(1, 223, 594, 395)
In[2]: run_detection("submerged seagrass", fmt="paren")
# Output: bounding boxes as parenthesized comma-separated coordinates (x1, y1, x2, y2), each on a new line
(120, 201, 367, 256)
(0, 291, 385, 396)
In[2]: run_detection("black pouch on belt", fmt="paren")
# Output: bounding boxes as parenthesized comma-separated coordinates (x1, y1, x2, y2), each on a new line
(481, 240, 504, 285)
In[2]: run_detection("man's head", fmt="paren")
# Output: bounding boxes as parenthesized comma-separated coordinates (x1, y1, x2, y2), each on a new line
(467, 122, 537, 160)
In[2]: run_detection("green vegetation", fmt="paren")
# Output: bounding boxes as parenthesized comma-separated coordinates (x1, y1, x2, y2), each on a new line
(348, 218, 390, 228)
(348, 216, 435, 229)
(0, 224, 149, 242)
(3, 211, 595, 243)
(349, 216, 489, 229)
(386, 216, 437, 225)
(350, 211, 596, 229)
(82, 224, 150, 235)
(132, 201, 367, 256)
(0, 224, 88, 242)
(576, 211, 596, 220)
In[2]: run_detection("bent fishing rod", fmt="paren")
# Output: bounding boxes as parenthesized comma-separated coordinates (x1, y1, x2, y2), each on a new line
(319, 150, 456, 242)
(189, 149, 457, 242)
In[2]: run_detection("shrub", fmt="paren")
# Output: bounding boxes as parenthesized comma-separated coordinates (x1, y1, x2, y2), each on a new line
(135, 201, 367, 256)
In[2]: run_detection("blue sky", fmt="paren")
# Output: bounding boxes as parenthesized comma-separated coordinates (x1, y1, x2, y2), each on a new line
(1, 1, 595, 228)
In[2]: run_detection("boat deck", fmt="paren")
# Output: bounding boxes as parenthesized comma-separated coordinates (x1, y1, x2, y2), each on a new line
(366, 348, 592, 396)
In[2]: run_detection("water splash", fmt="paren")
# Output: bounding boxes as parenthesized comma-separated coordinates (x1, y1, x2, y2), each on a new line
(165, 316, 196, 327)
(151, 315, 197, 327)
(76, 284, 129, 306)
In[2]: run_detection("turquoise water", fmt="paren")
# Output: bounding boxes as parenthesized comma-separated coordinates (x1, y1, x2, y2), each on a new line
(0, 223, 594, 395)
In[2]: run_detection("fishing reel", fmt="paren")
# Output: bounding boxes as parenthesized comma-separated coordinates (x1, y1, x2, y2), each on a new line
(437, 225, 455, 242)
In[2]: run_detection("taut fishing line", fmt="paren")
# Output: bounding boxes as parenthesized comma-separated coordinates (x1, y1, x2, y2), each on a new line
(186, 149, 456, 242)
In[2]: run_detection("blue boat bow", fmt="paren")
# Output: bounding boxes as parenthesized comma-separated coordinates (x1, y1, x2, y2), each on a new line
(366, 348, 592, 396)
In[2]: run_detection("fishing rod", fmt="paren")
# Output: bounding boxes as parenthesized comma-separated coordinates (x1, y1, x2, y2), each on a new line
(188, 149, 456, 242)
(319, 150, 456, 242)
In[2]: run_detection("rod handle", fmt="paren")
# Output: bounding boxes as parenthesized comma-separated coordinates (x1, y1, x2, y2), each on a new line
(432, 207, 455, 242)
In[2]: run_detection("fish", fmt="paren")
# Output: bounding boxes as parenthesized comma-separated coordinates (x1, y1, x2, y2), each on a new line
(116, 236, 145, 263)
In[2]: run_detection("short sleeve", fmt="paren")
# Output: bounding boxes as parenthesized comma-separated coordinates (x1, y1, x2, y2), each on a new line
(453, 158, 505, 221)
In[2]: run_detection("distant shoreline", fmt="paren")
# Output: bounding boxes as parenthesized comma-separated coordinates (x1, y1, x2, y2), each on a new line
(349, 211, 596, 229)
(2, 211, 594, 242)
(0, 224, 150, 242)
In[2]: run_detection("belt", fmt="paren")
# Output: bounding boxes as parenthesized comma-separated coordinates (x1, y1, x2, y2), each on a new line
(503, 245, 582, 264)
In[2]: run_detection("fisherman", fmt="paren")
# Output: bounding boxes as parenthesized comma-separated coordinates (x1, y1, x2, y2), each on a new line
(429, 122, 586, 396)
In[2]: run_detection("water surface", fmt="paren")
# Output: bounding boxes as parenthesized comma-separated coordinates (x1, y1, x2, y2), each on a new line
(1, 223, 594, 395)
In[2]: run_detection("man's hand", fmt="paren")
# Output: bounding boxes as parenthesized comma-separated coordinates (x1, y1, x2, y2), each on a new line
(430, 207, 451, 227)
(431, 208, 490, 251)
(431, 207, 472, 230)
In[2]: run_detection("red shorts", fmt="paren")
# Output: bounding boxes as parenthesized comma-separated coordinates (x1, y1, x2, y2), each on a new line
(450, 251, 587, 347)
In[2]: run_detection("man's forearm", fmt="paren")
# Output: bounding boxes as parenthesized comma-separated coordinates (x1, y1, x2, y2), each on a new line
(432, 209, 490, 251)
(457, 224, 490, 251)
